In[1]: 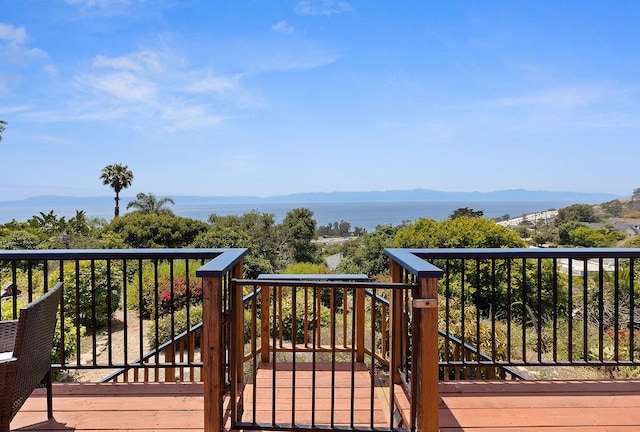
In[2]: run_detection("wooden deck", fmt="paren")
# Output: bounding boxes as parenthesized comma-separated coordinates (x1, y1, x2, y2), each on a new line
(11, 380, 640, 431)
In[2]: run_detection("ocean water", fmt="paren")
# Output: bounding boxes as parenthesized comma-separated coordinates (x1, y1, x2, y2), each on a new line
(0, 201, 573, 232)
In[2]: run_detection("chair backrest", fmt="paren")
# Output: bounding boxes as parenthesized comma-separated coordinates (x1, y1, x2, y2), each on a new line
(10, 282, 62, 416)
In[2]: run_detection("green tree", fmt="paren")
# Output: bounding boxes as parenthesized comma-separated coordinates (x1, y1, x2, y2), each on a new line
(395, 216, 525, 249)
(280, 208, 318, 263)
(100, 163, 134, 218)
(338, 224, 399, 275)
(126, 192, 175, 215)
(632, 188, 640, 202)
(193, 211, 280, 277)
(107, 213, 207, 248)
(0, 120, 6, 142)
(554, 204, 598, 225)
(449, 207, 484, 219)
(28, 210, 67, 235)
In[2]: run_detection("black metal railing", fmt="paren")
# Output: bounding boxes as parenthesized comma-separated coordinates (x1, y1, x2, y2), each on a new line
(0, 248, 246, 383)
(386, 248, 640, 379)
(229, 275, 418, 432)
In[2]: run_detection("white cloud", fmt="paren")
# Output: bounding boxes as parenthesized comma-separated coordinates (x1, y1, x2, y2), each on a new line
(42, 65, 58, 76)
(81, 72, 158, 102)
(272, 20, 295, 34)
(0, 23, 27, 44)
(65, 0, 137, 6)
(0, 23, 46, 63)
(480, 86, 606, 110)
(35, 48, 259, 131)
(92, 50, 162, 73)
(184, 75, 240, 94)
(295, 0, 352, 16)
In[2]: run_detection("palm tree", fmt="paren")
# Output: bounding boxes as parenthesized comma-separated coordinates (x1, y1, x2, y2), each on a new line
(100, 163, 134, 218)
(0, 120, 6, 142)
(126, 192, 175, 215)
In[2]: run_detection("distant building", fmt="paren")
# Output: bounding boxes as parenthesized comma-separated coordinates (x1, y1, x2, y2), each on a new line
(605, 218, 640, 237)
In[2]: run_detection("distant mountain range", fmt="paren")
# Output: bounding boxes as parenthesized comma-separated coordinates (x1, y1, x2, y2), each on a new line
(0, 188, 623, 207)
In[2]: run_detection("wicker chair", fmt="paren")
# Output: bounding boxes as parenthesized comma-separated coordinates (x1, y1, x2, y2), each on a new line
(0, 282, 63, 432)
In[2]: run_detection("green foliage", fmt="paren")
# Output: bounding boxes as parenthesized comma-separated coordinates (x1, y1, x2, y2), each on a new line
(599, 200, 625, 218)
(449, 207, 484, 219)
(126, 192, 175, 215)
(60, 260, 123, 332)
(193, 212, 280, 278)
(558, 222, 625, 247)
(282, 262, 339, 307)
(280, 208, 318, 263)
(624, 235, 640, 248)
(282, 262, 330, 275)
(0, 230, 41, 250)
(555, 204, 598, 225)
(149, 305, 203, 346)
(439, 297, 508, 361)
(276, 288, 331, 344)
(52, 316, 85, 363)
(395, 217, 525, 249)
(317, 220, 360, 237)
(100, 163, 134, 218)
(157, 276, 203, 316)
(107, 213, 208, 248)
(337, 224, 399, 276)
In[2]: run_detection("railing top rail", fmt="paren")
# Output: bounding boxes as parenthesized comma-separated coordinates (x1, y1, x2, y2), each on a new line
(234, 278, 414, 290)
(256, 273, 369, 281)
(195, 248, 248, 277)
(0, 248, 244, 261)
(390, 247, 640, 260)
(384, 248, 444, 278)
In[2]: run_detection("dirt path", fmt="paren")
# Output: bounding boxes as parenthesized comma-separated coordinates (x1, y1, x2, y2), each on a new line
(70, 309, 152, 382)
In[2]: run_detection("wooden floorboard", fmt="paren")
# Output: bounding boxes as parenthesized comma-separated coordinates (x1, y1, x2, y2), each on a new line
(11, 383, 204, 431)
(439, 380, 640, 431)
(9, 377, 640, 431)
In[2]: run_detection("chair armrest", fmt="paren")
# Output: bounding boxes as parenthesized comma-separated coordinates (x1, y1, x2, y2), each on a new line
(0, 352, 16, 364)
(0, 320, 18, 353)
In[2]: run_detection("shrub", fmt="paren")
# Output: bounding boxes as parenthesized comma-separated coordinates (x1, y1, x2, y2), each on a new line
(157, 276, 203, 316)
(61, 260, 122, 332)
(276, 288, 331, 344)
(52, 316, 85, 364)
(148, 305, 203, 346)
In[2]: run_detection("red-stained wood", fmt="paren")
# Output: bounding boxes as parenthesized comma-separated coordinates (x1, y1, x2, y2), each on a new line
(201, 276, 223, 432)
(11, 377, 640, 431)
(413, 276, 440, 432)
(439, 380, 640, 431)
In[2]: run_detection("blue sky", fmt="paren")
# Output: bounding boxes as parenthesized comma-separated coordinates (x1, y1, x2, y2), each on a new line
(1, 0, 639, 201)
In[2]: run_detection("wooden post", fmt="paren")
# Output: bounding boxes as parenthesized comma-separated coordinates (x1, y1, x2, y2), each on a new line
(202, 275, 223, 432)
(413, 276, 440, 432)
(389, 260, 403, 385)
(164, 343, 175, 382)
(233, 261, 244, 386)
(261, 285, 271, 363)
(355, 287, 365, 362)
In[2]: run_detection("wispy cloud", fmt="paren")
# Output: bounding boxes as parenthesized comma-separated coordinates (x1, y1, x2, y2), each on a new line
(92, 50, 163, 73)
(184, 75, 241, 94)
(272, 20, 295, 34)
(295, 0, 353, 16)
(452, 83, 640, 132)
(23, 48, 258, 131)
(478, 85, 611, 110)
(65, 0, 138, 7)
(0, 23, 46, 63)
